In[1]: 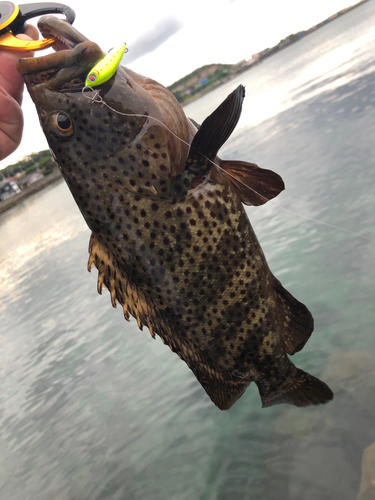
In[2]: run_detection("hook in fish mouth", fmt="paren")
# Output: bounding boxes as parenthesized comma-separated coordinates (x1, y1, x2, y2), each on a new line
(17, 16, 105, 88)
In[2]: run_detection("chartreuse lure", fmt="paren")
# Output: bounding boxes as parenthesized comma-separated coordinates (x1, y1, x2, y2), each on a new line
(85, 43, 127, 87)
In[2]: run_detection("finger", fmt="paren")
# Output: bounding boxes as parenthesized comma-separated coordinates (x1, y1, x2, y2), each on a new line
(16, 24, 39, 57)
(24, 24, 39, 41)
(0, 87, 23, 161)
(15, 33, 36, 61)
(1, 26, 40, 103)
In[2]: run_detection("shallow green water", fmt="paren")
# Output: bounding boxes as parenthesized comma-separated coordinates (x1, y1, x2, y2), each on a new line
(0, 3, 374, 499)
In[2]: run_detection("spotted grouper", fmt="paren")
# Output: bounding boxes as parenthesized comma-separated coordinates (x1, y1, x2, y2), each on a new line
(18, 16, 333, 410)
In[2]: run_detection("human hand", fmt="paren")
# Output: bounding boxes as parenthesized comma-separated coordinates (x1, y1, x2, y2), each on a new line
(0, 24, 39, 161)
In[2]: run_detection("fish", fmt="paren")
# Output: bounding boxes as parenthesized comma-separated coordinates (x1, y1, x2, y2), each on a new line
(17, 16, 333, 410)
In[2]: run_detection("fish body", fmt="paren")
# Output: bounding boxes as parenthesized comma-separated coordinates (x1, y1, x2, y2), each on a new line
(18, 17, 333, 410)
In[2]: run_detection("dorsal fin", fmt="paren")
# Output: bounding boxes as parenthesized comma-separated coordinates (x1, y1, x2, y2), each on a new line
(187, 85, 245, 165)
(87, 231, 250, 410)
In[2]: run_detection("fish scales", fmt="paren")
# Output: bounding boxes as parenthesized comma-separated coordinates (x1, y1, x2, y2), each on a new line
(17, 16, 333, 410)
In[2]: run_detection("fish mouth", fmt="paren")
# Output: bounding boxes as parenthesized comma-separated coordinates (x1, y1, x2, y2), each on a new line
(17, 16, 105, 89)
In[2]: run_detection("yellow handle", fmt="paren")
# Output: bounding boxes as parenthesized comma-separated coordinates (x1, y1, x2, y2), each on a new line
(0, 31, 55, 52)
(0, 4, 19, 32)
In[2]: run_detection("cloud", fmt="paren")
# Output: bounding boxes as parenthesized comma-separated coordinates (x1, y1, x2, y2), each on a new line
(125, 17, 183, 64)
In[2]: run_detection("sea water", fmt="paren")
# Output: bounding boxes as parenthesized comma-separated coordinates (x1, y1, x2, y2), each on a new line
(0, 2, 374, 499)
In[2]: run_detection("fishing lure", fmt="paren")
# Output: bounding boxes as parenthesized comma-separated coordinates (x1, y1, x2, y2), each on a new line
(85, 43, 127, 87)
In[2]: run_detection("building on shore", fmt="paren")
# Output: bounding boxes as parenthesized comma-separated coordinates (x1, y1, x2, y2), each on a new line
(16, 172, 44, 190)
(0, 179, 21, 201)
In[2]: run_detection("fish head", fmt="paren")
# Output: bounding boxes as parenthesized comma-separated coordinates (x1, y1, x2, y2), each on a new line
(17, 16, 190, 207)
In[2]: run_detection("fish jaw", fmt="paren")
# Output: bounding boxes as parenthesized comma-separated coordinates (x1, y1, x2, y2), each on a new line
(17, 16, 190, 202)
(37, 15, 89, 50)
(18, 40, 105, 91)
(17, 15, 101, 91)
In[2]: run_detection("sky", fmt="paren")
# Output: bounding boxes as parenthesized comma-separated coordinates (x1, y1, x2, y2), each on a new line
(1, 0, 358, 170)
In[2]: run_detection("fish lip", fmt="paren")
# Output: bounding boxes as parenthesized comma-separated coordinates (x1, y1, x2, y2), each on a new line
(37, 15, 89, 51)
(17, 16, 103, 85)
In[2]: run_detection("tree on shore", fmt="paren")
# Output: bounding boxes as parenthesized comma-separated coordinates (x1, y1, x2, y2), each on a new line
(0, 150, 56, 180)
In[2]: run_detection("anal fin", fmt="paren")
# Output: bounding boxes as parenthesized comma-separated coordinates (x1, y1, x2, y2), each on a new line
(273, 278, 314, 355)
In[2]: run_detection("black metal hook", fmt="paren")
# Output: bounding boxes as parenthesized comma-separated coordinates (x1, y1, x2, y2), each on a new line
(0, 2, 74, 36)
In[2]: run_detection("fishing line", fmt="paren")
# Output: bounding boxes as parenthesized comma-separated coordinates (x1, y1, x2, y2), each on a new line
(82, 86, 374, 244)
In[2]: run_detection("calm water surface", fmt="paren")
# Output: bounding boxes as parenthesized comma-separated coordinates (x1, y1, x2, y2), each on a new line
(1, 3, 375, 499)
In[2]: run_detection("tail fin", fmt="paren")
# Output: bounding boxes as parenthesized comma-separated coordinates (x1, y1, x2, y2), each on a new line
(259, 368, 333, 408)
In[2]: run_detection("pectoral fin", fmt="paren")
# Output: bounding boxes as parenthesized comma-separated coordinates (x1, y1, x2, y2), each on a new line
(221, 160, 285, 205)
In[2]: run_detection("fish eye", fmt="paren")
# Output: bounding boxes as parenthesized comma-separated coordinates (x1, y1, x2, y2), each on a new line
(49, 112, 74, 139)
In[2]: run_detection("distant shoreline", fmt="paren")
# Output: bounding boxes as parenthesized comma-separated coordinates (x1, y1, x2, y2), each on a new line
(170, 0, 370, 106)
(0, 169, 63, 215)
(0, 0, 369, 214)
